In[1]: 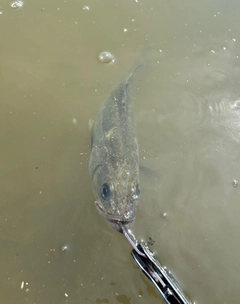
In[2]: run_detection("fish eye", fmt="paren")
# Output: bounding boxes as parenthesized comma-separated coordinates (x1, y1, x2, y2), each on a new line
(101, 183, 113, 200)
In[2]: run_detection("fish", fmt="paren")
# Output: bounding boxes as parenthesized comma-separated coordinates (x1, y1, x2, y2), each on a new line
(89, 67, 141, 232)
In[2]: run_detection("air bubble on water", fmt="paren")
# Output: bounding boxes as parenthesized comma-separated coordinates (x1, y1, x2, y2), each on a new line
(10, 1, 23, 8)
(98, 51, 115, 63)
(210, 50, 216, 54)
(231, 100, 240, 109)
(72, 118, 77, 125)
(233, 180, 238, 187)
(82, 6, 90, 11)
(61, 245, 68, 252)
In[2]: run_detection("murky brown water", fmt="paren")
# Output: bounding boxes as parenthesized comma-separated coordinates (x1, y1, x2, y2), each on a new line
(1, 0, 240, 303)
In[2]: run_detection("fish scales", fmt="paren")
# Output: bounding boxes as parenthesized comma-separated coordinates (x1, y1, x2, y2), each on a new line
(89, 70, 140, 232)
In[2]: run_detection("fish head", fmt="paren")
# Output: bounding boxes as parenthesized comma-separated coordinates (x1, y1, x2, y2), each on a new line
(92, 169, 140, 232)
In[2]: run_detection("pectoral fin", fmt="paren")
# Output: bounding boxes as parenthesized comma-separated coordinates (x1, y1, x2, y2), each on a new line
(139, 165, 158, 180)
(89, 119, 95, 149)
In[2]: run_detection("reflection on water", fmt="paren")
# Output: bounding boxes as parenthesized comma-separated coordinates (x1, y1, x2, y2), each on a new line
(1, 0, 240, 303)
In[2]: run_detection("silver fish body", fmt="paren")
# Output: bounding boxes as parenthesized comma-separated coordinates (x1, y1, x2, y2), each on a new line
(89, 72, 140, 232)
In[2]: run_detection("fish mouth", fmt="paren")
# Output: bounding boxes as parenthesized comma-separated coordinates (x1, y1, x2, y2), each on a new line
(95, 201, 136, 232)
(106, 218, 135, 232)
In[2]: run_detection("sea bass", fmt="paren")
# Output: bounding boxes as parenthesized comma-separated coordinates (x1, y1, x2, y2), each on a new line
(89, 68, 140, 232)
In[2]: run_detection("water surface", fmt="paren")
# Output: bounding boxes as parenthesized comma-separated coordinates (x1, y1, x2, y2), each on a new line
(1, 0, 240, 303)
